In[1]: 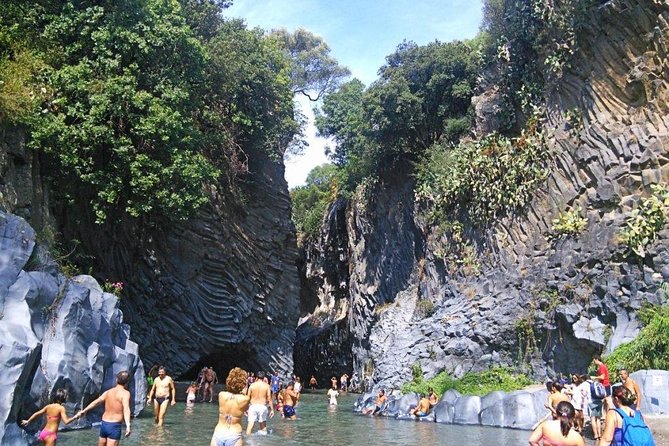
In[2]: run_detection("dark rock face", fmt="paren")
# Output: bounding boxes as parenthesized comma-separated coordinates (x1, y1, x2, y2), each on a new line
(296, 0, 669, 391)
(0, 212, 145, 445)
(57, 153, 301, 380)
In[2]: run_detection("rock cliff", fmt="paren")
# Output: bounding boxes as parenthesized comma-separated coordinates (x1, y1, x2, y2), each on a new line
(1, 123, 300, 383)
(0, 212, 145, 444)
(296, 0, 669, 389)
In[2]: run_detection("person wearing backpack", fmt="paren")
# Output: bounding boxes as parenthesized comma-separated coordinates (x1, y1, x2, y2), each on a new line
(587, 375, 606, 440)
(598, 385, 656, 446)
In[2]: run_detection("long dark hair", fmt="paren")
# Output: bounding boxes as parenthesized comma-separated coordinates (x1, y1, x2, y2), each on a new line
(555, 401, 576, 437)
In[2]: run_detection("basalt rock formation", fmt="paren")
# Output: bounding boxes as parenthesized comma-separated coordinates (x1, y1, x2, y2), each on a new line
(1, 121, 300, 383)
(295, 0, 669, 389)
(56, 150, 300, 380)
(0, 211, 145, 445)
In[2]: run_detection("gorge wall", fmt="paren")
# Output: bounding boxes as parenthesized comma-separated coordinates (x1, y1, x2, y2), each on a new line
(1, 124, 300, 382)
(295, 0, 669, 389)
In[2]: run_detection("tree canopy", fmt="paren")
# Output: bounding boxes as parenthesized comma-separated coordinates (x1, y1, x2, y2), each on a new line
(0, 0, 344, 224)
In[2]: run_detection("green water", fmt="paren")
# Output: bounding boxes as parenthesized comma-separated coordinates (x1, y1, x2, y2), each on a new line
(59, 392, 532, 445)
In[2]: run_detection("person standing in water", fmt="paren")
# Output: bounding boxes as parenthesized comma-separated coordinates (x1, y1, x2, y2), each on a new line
(146, 366, 176, 426)
(211, 367, 251, 446)
(77, 371, 133, 445)
(203, 367, 219, 403)
(282, 383, 299, 420)
(21, 388, 79, 445)
(327, 384, 339, 405)
(245, 370, 274, 435)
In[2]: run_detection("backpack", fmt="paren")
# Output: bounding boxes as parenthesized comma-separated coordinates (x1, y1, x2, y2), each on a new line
(590, 381, 606, 399)
(614, 408, 655, 446)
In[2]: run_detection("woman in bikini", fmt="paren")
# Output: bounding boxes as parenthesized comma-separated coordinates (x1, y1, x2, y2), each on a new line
(21, 388, 78, 445)
(528, 401, 585, 446)
(211, 367, 251, 446)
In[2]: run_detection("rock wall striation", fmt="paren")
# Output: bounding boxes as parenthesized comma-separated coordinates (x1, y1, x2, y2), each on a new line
(0, 211, 145, 445)
(296, 0, 669, 389)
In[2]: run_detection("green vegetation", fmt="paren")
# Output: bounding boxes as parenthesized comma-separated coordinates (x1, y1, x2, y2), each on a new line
(619, 184, 669, 258)
(549, 206, 588, 239)
(415, 112, 551, 226)
(2, 1, 347, 225)
(605, 298, 669, 377)
(314, 38, 481, 190)
(290, 164, 339, 245)
(402, 364, 532, 396)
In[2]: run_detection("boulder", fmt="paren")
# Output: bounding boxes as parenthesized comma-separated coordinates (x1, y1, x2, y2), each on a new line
(501, 390, 541, 430)
(0, 212, 145, 445)
(433, 399, 456, 424)
(479, 391, 506, 427)
(631, 370, 669, 415)
(453, 395, 481, 425)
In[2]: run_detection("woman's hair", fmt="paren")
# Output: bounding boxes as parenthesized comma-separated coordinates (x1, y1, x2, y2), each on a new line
(226, 367, 248, 394)
(555, 401, 576, 437)
(52, 388, 68, 404)
(612, 385, 636, 406)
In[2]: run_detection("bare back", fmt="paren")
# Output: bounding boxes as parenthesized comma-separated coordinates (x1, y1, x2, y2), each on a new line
(248, 380, 271, 405)
(214, 391, 250, 434)
(529, 419, 585, 446)
(43, 404, 65, 432)
(284, 388, 297, 407)
(103, 386, 130, 423)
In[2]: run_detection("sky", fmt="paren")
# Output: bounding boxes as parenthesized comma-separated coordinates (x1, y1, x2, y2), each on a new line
(224, 0, 484, 188)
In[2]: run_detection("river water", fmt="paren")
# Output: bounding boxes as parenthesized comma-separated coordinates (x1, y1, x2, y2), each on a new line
(60, 392, 533, 445)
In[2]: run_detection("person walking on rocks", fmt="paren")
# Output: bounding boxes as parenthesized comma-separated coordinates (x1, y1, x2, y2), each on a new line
(245, 370, 274, 435)
(77, 371, 132, 445)
(147, 366, 176, 426)
(22, 388, 79, 445)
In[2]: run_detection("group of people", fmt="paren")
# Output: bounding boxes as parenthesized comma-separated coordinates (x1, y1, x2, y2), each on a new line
(529, 356, 656, 446)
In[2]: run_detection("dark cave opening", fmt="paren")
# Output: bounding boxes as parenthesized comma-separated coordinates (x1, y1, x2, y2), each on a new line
(178, 344, 259, 382)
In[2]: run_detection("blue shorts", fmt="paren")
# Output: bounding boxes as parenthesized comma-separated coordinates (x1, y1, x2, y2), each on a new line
(100, 420, 123, 440)
(283, 405, 296, 418)
(271, 385, 279, 393)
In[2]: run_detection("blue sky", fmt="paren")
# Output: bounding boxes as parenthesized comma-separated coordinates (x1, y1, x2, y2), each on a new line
(224, 0, 484, 187)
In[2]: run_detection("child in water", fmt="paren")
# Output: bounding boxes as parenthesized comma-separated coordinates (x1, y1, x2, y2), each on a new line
(186, 382, 198, 407)
(21, 388, 78, 445)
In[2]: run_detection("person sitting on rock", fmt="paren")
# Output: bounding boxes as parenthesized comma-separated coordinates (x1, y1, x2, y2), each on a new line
(362, 389, 387, 416)
(410, 394, 431, 418)
(427, 387, 438, 406)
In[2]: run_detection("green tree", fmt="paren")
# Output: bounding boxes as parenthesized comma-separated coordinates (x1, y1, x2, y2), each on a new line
(270, 28, 350, 101)
(290, 163, 339, 244)
(25, 0, 218, 223)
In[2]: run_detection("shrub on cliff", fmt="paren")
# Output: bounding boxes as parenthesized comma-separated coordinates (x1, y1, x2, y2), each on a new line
(402, 365, 532, 396)
(290, 164, 340, 245)
(605, 299, 669, 377)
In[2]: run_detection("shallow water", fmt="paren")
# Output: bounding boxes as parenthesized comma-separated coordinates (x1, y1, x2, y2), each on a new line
(58, 392, 534, 445)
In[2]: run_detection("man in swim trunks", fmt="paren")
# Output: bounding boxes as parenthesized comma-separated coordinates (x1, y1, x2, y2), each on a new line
(309, 375, 318, 390)
(269, 371, 281, 403)
(619, 369, 642, 410)
(146, 366, 176, 426)
(203, 366, 218, 403)
(245, 370, 274, 435)
(282, 382, 298, 420)
(410, 394, 431, 418)
(77, 370, 132, 445)
(340, 374, 348, 392)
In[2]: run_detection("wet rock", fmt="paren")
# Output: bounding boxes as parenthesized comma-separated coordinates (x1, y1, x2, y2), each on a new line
(453, 395, 481, 425)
